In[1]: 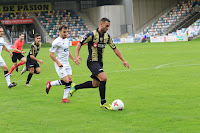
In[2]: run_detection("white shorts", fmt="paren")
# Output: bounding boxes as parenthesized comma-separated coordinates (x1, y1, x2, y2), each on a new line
(0, 56, 6, 67)
(55, 62, 72, 78)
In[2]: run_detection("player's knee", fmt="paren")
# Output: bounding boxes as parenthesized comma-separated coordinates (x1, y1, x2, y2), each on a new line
(2, 65, 8, 71)
(30, 69, 34, 74)
(100, 77, 107, 81)
(92, 84, 99, 88)
(36, 71, 40, 74)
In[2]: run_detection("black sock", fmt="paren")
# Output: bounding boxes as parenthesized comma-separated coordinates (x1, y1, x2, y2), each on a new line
(26, 73, 33, 84)
(75, 81, 94, 90)
(4, 71, 9, 77)
(60, 80, 69, 85)
(99, 81, 106, 104)
(65, 81, 72, 89)
(65, 81, 72, 86)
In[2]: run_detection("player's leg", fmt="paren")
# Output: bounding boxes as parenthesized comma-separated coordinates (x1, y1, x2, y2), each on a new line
(25, 67, 34, 86)
(9, 62, 18, 73)
(10, 53, 18, 73)
(97, 72, 107, 103)
(46, 64, 70, 94)
(16, 56, 26, 72)
(61, 75, 72, 103)
(21, 58, 29, 75)
(1, 65, 17, 88)
(97, 72, 112, 110)
(35, 67, 41, 74)
(17, 61, 25, 67)
(69, 77, 99, 97)
(20, 57, 27, 63)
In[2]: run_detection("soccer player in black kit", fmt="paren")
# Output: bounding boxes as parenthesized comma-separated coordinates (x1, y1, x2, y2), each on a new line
(21, 33, 43, 86)
(69, 18, 129, 110)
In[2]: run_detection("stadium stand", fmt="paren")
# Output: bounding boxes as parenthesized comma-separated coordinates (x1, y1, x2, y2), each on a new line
(143, 1, 191, 37)
(174, 19, 200, 37)
(35, 10, 91, 40)
(141, 0, 198, 37)
(0, 12, 31, 20)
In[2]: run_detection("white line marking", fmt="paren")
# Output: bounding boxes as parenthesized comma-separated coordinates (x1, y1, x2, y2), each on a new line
(155, 59, 200, 68)
(1, 62, 200, 84)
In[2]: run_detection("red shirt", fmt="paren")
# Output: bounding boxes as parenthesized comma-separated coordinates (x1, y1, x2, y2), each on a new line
(13, 39, 24, 53)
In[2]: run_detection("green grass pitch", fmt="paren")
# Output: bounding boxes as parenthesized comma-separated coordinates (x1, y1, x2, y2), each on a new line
(1, 38, 200, 133)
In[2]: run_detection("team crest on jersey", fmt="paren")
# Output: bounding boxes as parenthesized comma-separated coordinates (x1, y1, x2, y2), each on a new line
(100, 37, 103, 42)
(64, 48, 69, 52)
(93, 43, 98, 48)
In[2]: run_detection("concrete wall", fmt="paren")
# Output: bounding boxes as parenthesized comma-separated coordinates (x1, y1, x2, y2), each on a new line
(82, 5, 126, 37)
(132, 0, 178, 33)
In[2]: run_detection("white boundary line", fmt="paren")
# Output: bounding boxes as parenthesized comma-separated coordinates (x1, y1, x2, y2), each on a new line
(1, 61, 200, 84)
(155, 59, 200, 68)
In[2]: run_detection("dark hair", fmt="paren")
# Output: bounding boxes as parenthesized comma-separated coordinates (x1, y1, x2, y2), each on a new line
(0, 26, 3, 29)
(19, 33, 24, 36)
(59, 25, 68, 31)
(100, 18, 110, 23)
(34, 33, 40, 38)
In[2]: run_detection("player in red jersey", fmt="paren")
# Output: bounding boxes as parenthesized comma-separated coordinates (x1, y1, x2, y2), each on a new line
(9, 33, 26, 74)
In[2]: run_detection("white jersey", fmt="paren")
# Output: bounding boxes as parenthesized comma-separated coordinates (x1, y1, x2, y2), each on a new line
(0, 37, 5, 55)
(49, 37, 70, 65)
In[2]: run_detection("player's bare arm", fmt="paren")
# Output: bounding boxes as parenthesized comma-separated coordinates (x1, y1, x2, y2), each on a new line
(75, 42, 82, 65)
(113, 48, 129, 68)
(30, 55, 43, 64)
(3, 45, 12, 57)
(13, 47, 25, 54)
(50, 52, 63, 67)
(69, 51, 75, 62)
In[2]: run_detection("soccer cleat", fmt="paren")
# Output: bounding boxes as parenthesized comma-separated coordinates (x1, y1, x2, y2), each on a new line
(16, 67, 18, 72)
(21, 66, 27, 75)
(8, 82, 17, 88)
(46, 81, 51, 94)
(69, 83, 76, 97)
(25, 83, 32, 86)
(100, 103, 113, 110)
(61, 98, 71, 103)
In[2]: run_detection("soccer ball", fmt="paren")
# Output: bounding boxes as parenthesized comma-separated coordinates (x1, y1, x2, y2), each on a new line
(112, 99, 124, 111)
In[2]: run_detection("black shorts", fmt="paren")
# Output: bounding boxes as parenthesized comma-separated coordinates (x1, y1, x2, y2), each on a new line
(26, 58, 40, 69)
(12, 52, 24, 62)
(87, 61, 104, 81)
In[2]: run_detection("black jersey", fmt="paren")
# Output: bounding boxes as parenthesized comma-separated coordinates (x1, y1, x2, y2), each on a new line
(27, 42, 42, 59)
(80, 28, 116, 62)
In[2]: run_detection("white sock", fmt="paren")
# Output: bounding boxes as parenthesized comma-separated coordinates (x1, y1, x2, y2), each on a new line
(5, 73, 11, 86)
(51, 80, 62, 86)
(63, 86, 70, 99)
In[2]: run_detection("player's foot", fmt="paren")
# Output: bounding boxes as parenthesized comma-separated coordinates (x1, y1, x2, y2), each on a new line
(25, 83, 32, 86)
(8, 82, 17, 88)
(16, 67, 18, 72)
(69, 83, 76, 97)
(21, 66, 27, 75)
(100, 103, 113, 110)
(61, 98, 71, 103)
(46, 81, 51, 94)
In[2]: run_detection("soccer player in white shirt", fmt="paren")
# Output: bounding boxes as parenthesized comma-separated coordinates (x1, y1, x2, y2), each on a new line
(45, 25, 75, 103)
(0, 26, 17, 88)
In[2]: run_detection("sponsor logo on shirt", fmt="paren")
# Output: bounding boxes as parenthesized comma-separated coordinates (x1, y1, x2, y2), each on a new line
(64, 48, 69, 52)
(93, 43, 98, 48)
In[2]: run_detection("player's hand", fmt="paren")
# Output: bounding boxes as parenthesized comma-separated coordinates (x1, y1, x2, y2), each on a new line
(57, 62, 63, 67)
(21, 51, 26, 54)
(9, 52, 13, 58)
(39, 60, 43, 64)
(123, 61, 129, 68)
(75, 56, 82, 65)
